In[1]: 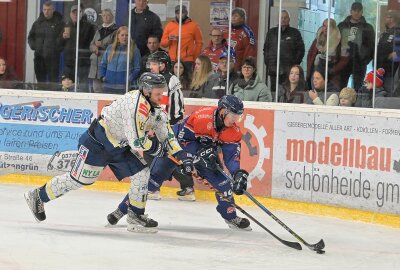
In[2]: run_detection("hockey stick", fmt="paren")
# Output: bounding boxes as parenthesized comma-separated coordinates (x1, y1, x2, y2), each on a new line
(217, 167, 325, 254)
(169, 156, 302, 250)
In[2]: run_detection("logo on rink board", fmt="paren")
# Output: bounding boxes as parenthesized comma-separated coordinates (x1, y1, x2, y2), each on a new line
(239, 110, 274, 196)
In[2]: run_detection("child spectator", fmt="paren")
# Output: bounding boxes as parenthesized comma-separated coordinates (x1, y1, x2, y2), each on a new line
(60, 74, 74, 92)
(339, 87, 357, 106)
(355, 68, 387, 108)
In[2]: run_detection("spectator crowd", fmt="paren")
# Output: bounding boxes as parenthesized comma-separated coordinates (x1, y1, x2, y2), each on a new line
(1, 1, 400, 109)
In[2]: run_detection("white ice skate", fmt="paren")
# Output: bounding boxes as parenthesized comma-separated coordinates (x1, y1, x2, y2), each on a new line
(225, 216, 252, 231)
(147, 190, 161, 200)
(177, 187, 196, 201)
(127, 209, 158, 233)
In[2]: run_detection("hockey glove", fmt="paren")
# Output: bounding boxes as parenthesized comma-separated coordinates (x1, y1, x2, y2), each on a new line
(232, 169, 249, 195)
(195, 147, 218, 171)
(174, 151, 194, 176)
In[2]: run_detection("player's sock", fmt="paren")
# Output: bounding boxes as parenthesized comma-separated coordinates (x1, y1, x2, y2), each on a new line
(225, 216, 252, 231)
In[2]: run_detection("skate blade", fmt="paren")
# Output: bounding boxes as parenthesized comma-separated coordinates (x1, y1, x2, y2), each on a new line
(24, 192, 43, 223)
(226, 223, 252, 231)
(105, 223, 126, 228)
(127, 224, 158, 233)
(177, 194, 196, 201)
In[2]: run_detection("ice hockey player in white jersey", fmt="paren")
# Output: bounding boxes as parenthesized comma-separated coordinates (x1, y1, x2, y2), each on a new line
(24, 72, 194, 233)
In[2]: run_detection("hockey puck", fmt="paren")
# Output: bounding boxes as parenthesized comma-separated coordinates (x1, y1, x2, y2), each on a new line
(316, 250, 325, 254)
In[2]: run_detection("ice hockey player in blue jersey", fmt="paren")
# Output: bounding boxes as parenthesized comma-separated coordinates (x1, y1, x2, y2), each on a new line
(107, 95, 251, 230)
(24, 72, 194, 233)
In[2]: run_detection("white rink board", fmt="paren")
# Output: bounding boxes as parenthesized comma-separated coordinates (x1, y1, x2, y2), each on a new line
(272, 111, 400, 215)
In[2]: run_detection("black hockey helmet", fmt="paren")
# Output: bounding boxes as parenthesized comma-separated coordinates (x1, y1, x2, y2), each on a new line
(218, 95, 244, 115)
(147, 51, 172, 71)
(138, 72, 167, 92)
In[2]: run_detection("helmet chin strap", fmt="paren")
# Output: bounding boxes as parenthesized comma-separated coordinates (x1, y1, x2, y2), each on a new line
(216, 108, 226, 132)
(141, 89, 156, 113)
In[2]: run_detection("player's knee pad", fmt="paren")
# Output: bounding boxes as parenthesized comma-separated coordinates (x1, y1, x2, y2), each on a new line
(70, 145, 103, 185)
(129, 167, 150, 209)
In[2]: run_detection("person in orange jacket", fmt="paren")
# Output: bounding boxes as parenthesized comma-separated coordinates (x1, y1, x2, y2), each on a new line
(161, 5, 203, 76)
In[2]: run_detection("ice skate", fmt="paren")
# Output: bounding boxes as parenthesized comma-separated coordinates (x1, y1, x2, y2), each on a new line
(147, 190, 161, 200)
(177, 187, 196, 201)
(127, 209, 158, 233)
(225, 216, 252, 231)
(24, 188, 46, 222)
(106, 208, 126, 226)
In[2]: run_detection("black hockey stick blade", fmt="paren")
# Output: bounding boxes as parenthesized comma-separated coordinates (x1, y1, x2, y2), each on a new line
(233, 204, 302, 250)
(306, 239, 325, 251)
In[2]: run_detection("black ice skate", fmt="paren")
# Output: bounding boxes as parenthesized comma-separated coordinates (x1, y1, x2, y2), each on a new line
(106, 208, 126, 226)
(176, 187, 196, 201)
(24, 188, 46, 222)
(127, 209, 158, 233)
(225, 216, 252, 231)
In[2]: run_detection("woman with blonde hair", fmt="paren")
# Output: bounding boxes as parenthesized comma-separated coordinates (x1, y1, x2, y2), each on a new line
(100, 26, 141, 94)
(189, 55, 215, 98)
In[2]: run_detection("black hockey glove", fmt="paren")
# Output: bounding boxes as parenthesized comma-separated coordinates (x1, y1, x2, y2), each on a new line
(174, 151, 194, 176)
(195, 147, 218, 171)
(232, 169, 249, 195)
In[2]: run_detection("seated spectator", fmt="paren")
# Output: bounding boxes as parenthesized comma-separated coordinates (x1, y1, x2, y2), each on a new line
(0, 57, 19, 89)
(208, 50, 239, 99)
(201, 28, 229, 72)
(305, 69, 339, 105)
(60, 73, 74, 92)
(355, 68, 387, 108)
(230, 57, 272, 102)
(173, 60, 191, 95)
(339, 87, 357, 107)
(306, 18, 348, 89)
(141, 35, 166, 74)
(89, 9, 118, 93)
(189, 55, 214, 98)
(100, 26, 141, 94)
(278, 64, 306, 103)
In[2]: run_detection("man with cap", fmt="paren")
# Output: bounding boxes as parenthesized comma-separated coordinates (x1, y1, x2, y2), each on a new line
(263, 9, 305, 93)
(338, 2, 375, 90)
(377, 9, 400, 97)
(161, 5, 203, 75)
(130, 0, 163, 57)
(223, 7, 256, 70)
(207, 50, 239, 99)
(58, 4, 95, 92)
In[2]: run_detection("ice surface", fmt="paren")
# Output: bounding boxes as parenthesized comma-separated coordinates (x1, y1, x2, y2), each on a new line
(0, 184, 399, 270)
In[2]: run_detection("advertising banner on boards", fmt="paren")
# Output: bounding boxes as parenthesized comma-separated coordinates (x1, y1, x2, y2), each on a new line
(273, 111, 400, 215)
(0, 96, 96, 175)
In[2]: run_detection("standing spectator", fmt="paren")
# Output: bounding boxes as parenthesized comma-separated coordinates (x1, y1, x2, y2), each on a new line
(355, 68, 387, 108)
(230, 57, 272, 102)
(161, 5, 203, 75)
(88, 9, 118, 93)
(140, 35, 166, 74)
(339, 87, 357, 107)
(100, 26, 141, 94)
(223, 8, 256, 70)
(202, 28, 229, 72)
(263, 10, 305, 92)
(28, 1, 64, 85)
(304, 69, 339, 105)
(0, 57, 18, 89)
(130, 0, 163, 56)
(58, 4, 95, 92)
(377, 10, 400, 97)
(189, 55, 214, 98)
(278, 64, 306, 103)
(173, 61, 191, 95)
(306, 19, 349, 89)
(208, 50, 239, 99)
(338, 2, 375, 90)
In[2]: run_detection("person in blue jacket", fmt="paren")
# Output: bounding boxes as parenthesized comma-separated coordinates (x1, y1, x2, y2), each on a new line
(100, 26, 141, 94)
